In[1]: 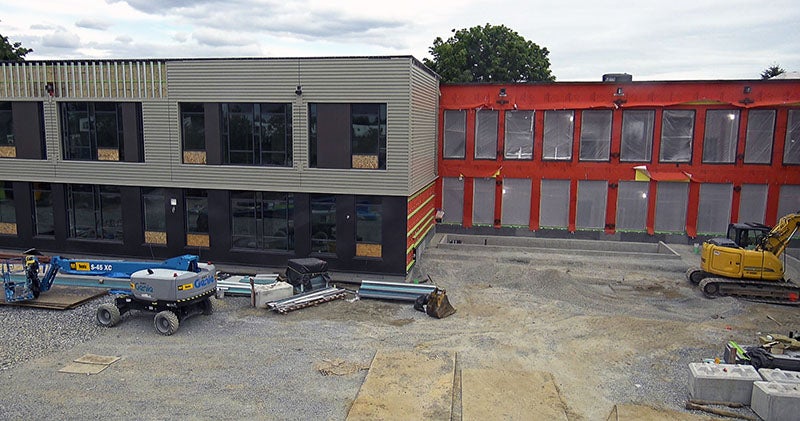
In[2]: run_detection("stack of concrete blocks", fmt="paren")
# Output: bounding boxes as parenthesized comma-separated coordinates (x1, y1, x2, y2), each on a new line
(253, 281, 294, 308)
(752, 368, 800, 421)
(687, 363, 761, 405)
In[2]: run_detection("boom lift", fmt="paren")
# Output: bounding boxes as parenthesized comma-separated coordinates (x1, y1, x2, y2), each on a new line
(686, 213, 800, 304)
(2, 253, 216, 335)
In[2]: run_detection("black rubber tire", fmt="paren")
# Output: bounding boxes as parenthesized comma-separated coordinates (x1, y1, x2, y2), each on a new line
(96, 303, 121, 327)
(154, 311, 179, 336)
(201, 297, 214, 315)
(702, 282, 719, 298)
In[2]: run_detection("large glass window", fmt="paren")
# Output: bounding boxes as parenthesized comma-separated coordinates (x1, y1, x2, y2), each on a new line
(784, 110, 800, 164)
(504, 110, 533, 160)
(579, 110, 612, 161)
(474, 110, 498, 159)
(543, 110, 574, 160)
(616, 181, 648, 231)
(501, 178, 531, 226)
(67, 184, 122, 241)
(472, 178, 496, 225)
(539, 179, 570, 228)
(738, 184, 768, 223)
(0, 102, 13, 148)
(442, 177, 464, 224)
(351, 103, 386, 169)
(702, 110, 740, 163)
(744, 110, 775, 164)
(659, 110, 695, 163)
(185, 189, 209, 248)
(181, 103, 206, 164)
(222, 103, 292, 166)
(231, 191, 294, 251)
(654, 182, 688, 232)
(356, 196, 382, 258)
(777, 185, 800, 218)
(0, 181, 15, 235)
(620, 110, 654, 162)
(696, 184, 733, 234)
(443, 110, 466, 159)
(142, 187, 166, 245)
(576, 180, 607, 229)
(32, 183, 53, 237)
(60, 102, 130, 161)
(311, 195, 336, 253)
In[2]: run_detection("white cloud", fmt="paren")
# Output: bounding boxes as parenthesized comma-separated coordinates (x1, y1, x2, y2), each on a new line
(41, 29, 81, 49)
(76, 18, 112, 31)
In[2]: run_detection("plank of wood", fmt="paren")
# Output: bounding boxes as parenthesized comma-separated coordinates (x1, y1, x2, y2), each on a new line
(0, 286, 105, 310)
(461, 369, 568, 421)
(346, 350, 455, 421)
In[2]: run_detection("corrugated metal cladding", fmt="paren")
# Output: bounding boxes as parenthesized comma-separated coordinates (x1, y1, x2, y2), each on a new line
(0, 57, 440, 197)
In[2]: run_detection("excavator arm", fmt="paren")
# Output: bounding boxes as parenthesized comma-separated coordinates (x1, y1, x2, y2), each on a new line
(758, 213, 800, 258)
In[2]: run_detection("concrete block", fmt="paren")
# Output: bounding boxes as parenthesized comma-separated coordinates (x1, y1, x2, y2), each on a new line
(751, 381, 800, 421)
(253, 281, 293, 308)
(687, 363, 762, 404)
(759, 368, 800, 384)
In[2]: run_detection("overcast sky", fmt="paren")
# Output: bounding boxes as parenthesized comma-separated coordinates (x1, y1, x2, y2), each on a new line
(2, 0, 798, 81)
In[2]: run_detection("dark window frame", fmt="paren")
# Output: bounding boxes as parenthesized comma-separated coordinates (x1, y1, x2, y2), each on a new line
(60, 102, 127, 161)
(0, 181, 15, 232)
(0, 102, 13, 148)
(66, 184, 122, 242)
(221, 102, 292, 167)
(32, 182, 53, 237)
(310, 194, 336, 254)
(230, 191, 294, 252)
(180, 103, 206, 152)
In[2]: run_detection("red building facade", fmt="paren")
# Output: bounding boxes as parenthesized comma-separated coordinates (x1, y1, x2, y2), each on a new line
(436, 80, 800, 242)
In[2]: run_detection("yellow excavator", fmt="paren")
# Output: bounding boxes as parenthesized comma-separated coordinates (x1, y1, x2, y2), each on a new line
(686, 212, 800, 304)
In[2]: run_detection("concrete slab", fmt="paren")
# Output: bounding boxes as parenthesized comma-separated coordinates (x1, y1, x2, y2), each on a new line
(688, 363, 762, 405)
(759, 368, 800, 384)
(461, 369, 567, 420)
(346, 350, 455, 421)
(751, 381, 800, 421)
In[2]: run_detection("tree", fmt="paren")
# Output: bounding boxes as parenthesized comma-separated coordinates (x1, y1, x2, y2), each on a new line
(0, 33, 33, 61)
(760, 64, 785, 79)
(423, 24, 555, 83)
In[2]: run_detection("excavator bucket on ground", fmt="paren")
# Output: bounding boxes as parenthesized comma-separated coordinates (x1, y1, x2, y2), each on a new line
(425, 288, 456, 319)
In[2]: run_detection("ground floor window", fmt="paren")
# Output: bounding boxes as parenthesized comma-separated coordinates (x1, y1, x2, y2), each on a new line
(576, 180, 607, 229)
(142, 187, 166, 245)
(472, 178, 496, 225)
(738, 184, 767, 223)
(67, 184, 122, 241)
(654, 182, 688, 233)
(231, 191, 294, 251)
(33, 183, 53, 237)
(356, 196, 381, 258)
(539, 179, 570, 228)
(616, 181, 648, 231)
(501, 178, 531, 226)
(441, 177, 464, 224)
(311, 195, 336, 253)
(0, 181, 15, 235)
(777, 185, 800, 218)
(696, 183, 732, 234)
(185, 189, 209, 248)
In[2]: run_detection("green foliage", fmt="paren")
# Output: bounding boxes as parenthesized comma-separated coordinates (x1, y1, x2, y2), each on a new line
(0, 33, 32, 61)
(760, 64, 785, 79)
(423, 24, 555, 83)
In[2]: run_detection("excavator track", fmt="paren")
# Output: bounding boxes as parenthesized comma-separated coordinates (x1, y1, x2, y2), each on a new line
(697, 277, 800, 305)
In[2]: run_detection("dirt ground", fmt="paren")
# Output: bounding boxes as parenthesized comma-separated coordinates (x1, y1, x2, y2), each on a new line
(2, 239, 800, 420)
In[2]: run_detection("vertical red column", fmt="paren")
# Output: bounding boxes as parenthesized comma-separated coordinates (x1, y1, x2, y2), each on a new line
(494, 178, 503, 228)
(646, 181, 657, 235)
(568, 179, 578, 232)
(463, 177, 474, 228)
(605, 182, 618, 234)
(731, 185, 741, 223)
(686, 181, 700, 238)
(765, 183, 781, 226)
(610, 109, 623, 163)
(530, 178, 540, 231)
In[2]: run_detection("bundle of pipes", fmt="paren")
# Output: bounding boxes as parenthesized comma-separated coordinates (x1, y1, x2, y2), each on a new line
(216, 274, 279, 297)
(357, 281, 436, 302)
(268, 286, 348, 314)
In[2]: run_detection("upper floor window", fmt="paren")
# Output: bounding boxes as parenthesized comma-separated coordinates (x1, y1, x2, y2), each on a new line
(0, 102, 46, 159)
(181, 103, 206, 164)
(620, 110, 654, 162)
(0, 102, 13, 153)
(474, 109, 498, 159)
(659, 110, 695, 163)
(67, 184, 122, 241)
(542, 110, 574, 160)
(222, 103, 292, 167)
(443, 110, 466, 159)
(60, 102, 143, 162)
(579, 110, 612, 161)
(504, 110, 533, 160)
(0, 181, 15, 236)
(702, 110, 739, 163)
(309, 103, 386, 169)
(744, 110, 775, 164)
(784, 110, 800, 165)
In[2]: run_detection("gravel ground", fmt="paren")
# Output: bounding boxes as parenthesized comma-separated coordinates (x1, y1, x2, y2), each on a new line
(1, 241, 799, 420)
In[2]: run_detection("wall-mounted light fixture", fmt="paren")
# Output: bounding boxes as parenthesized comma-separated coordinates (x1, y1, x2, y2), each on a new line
(743, 86, 751, 94)
(614, 87, 625, 96)
(499, 88, 507, 97)
(295, 85, 303, 95)
(170, 198, 177, 214)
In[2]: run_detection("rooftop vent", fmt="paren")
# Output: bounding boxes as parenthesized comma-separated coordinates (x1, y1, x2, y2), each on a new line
(603, 73, 632, 82)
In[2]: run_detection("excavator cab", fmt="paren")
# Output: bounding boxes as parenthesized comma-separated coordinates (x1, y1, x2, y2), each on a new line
(727, 222, 771, 250)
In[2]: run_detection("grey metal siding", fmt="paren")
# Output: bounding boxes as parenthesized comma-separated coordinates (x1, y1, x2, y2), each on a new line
(408, 63, 440, 193)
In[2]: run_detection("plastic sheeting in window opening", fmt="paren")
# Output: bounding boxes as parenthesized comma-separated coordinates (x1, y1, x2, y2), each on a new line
(616, 181, 648, 230)
(443, 110, 466, 158)
(543, 110, 573, 160)
(504, 111, 534, 159)
(475, 110, 498, 159)
(744, 110, 775, 164)
(539, 179, 570, 228)
(472, 178, 496, 225)
(579, 110, 612, 161)
(576, 180, 607, 229)
(659, 110, 695, 163)
(620, 110, 654, 162)
(501, 178, 531, 226)
(783, 110, 800, 164)
(442, 177, 464, 224)
(654, 182, 688, 232)
(738, 184, 767, 224)
(777, 185, 800, 218)
(702, 110, 739, 163)
(696, 183, 733, 234)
